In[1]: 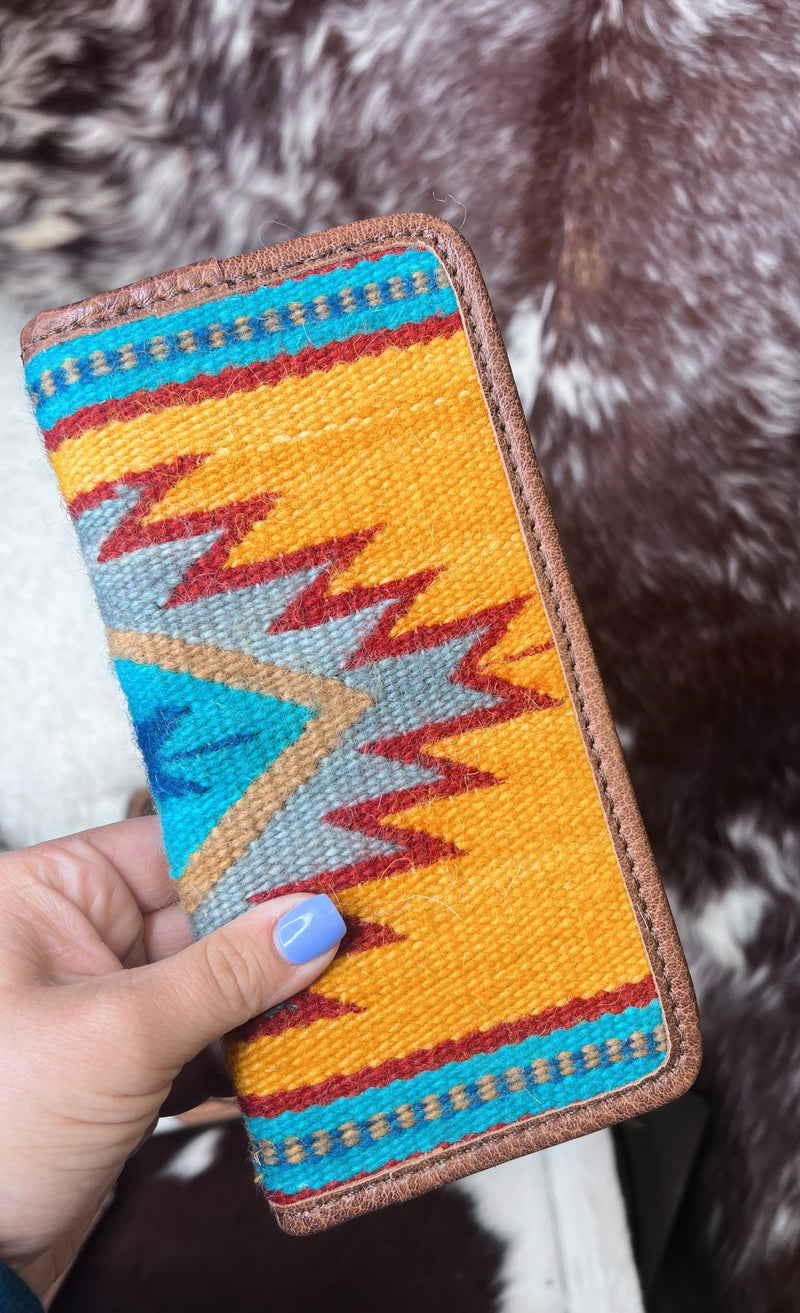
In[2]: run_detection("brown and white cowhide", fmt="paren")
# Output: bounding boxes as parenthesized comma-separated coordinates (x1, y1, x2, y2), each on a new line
(2, 1, 800, 1307)
(51, 1117, 505, 1313)
(51, 1111, 645, 1313)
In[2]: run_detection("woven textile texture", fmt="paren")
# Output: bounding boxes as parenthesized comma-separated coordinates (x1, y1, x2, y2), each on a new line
(26, 238, 667, 1208)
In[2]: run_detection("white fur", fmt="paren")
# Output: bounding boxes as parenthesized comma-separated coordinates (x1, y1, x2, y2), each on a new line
(547, 359, 630, 434)
(0, 311, 144, 848)
(459, 1135, 644, 1313)
(768, 1202, 800, 1256)
(505, 285, 554, 416)
(159, 1127, 225, 1182)
(691, 882, 769, 975)
(727, 813, 799, 896)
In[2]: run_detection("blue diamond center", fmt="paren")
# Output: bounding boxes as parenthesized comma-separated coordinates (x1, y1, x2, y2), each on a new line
(115, 659, 315, 879)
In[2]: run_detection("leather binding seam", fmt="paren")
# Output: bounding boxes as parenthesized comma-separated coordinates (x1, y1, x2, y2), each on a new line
(275, 231, 687, 1225)
(26, 220, 687, 1222)
(435, 249, 685, 1067)
(270, 1054, 662, 1224)
(26, 234, 442, 347)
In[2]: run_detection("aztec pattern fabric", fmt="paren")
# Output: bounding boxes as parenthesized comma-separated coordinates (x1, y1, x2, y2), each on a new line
(22, 215, 700, 1233)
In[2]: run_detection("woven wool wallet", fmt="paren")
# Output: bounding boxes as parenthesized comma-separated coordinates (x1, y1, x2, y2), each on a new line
(22, 214, 701, 1234)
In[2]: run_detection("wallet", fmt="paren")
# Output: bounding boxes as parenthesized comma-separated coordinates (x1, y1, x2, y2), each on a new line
(22, 214, 701, 1234)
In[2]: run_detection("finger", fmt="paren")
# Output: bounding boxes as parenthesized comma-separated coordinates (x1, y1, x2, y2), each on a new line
(12, 819, 172, 972)
(141, 904, 194, 963)
(4, 846, 143, 980)
(101, 894, 346, 1075)
(56, 816, 174, 914)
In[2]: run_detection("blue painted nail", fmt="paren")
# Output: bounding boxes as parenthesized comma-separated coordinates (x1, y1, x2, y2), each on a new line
(275, 895, 346, 965)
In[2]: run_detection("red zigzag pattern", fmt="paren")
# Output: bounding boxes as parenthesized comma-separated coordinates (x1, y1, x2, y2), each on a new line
(74, 459, 560, 1040)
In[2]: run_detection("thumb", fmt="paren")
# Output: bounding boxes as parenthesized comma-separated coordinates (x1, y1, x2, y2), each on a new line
(111, 893, 346, 1074)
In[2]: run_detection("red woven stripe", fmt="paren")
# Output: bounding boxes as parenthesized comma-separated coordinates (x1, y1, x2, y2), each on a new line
(44, 310, 463, 451)
(298, 245, 411, 278)
(238, 977, 658, 1118)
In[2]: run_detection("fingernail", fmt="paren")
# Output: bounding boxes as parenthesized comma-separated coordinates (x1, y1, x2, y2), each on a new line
(275, 895, 346, 965)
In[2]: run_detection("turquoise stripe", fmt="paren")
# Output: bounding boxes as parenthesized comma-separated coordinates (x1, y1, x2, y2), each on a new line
(246, 999, 663, 1143)
(245, 999, 665, 1195)
(27, 249, 456, 431)
(28, 248, 441, 374)
(256, 1049, 665, 1196)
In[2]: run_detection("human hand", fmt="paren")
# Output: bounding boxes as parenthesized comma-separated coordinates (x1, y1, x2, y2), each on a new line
(0, 816, 345, 1298)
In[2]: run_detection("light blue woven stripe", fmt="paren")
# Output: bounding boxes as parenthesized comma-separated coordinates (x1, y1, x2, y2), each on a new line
(245, 999, 665, 1195)
(27, 249, 456, 431)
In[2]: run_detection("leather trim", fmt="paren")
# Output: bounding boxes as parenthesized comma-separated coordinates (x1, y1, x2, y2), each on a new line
(21, 213, 702, 1235)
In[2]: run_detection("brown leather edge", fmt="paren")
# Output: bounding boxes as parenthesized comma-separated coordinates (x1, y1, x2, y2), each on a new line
(21, 214, 702, 1236)
(23, 215, 464, 360)
(270, 218, 702, 1237)
(422, 221, 701, 1067)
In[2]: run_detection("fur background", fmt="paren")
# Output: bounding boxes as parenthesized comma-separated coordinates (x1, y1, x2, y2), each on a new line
(2, 1, 799, 1307)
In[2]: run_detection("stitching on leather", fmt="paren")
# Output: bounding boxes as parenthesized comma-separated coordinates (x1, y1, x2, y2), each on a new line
(30, 221, 689, 1221)
(273, 1065, 672, 1224)
(441, 256, 685, 1060)
(25, 236, 426, 347)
